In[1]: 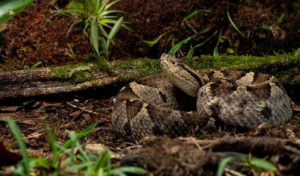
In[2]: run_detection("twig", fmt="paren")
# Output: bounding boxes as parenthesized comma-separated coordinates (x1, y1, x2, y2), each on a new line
(66, 101, 98, 115)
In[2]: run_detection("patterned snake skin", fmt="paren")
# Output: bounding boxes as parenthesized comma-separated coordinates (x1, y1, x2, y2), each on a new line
(112, 54, 293, 140)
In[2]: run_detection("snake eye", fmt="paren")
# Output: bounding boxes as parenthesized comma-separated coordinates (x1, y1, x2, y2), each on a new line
(159, 92, 168, 103)
(261, 106, 272, 119)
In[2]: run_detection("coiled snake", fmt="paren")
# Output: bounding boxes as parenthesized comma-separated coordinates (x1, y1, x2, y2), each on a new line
(112, 54, 292, 140)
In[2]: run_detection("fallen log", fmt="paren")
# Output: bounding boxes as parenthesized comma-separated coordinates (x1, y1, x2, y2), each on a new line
(0, 55, 299, 100)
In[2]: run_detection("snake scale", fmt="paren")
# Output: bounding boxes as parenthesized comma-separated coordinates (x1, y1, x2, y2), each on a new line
(112, 54, 293, 140)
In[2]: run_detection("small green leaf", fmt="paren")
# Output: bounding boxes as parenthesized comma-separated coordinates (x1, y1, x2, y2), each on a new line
(62, 162, 93, 173)
(107, 17, 123, 42)
(97, 150, 111, 168)
(63, 123, 98, 148)
(90, 18, 100, 55)
(46, 125, 60, 167)
(183, 9, 210, 21)
(186, 49, 194, 57)
(103, 17, 123, 58)
(104, 0, 121, 11)
(294, 48, 300, 58)
(35, 157, 50, 169)
(142, 33, 166, 47)
(0, 0, 33, 24)
(213, 46, 219, 56)
(168, 37, 192, 56)
(31, 61, 43, 68)
(227, 10, 245, 37)
(217, 157, 235, 176)
(111, 167, 146, 175)
(248, 158, 277, 172)
(6, 118, 31, 175)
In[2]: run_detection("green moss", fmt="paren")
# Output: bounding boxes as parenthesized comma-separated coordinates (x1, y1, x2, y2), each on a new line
(113, 54, 299, 87)
(136, 59, 161, 75)
(96, 58, 111, 72)
(49, 54, 299, 86)
(113, 55, 299, 75)
(51, 63, 95, 82)
(185, 54, 298, 70)
(111, 58, 160, 83)
(86, 54, 112, 72)
(117, 72, 137, 83)
(113, 58, 160, 74)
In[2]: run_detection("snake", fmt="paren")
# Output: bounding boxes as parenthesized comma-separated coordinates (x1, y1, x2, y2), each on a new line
(112, 54, 293, 140)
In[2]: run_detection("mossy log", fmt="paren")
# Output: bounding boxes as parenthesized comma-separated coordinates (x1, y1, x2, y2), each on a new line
(0, 55, 299, 100)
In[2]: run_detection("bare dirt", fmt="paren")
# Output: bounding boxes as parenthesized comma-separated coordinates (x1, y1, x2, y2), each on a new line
(1, 0, 299, 68)
(1, 1, 92, 70)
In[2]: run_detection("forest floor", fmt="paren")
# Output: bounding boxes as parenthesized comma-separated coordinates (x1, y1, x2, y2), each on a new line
(0, 0, 300, 175)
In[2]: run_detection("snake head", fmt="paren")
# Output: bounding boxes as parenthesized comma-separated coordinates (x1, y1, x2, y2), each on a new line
(160, 54, 201, 97)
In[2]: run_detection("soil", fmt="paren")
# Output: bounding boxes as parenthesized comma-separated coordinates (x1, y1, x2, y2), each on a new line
(0, 0, 300, 175)
(1, 0, 300, 68)
(112, 0, 300, 58)
(0, 88, 299, 175)
(1, 1, 93, 70)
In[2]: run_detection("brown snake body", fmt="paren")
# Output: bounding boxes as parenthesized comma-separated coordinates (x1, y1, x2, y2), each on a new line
(112, 54, 293, 140)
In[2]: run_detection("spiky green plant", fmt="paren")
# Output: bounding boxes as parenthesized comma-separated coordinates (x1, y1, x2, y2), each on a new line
(6, 118, 146, 176)
(62, 0, 124, 60)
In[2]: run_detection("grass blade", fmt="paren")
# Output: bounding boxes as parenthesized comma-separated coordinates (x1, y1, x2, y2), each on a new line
(100, 10, 122, 16)
(6, 118, 30, 175)
(107, 17, 123, 41)
(97, 150, 111, 169)
(142, 33, 166, 47)
(227, 10, 245, 37)
(111, 167, 146, 175)
(104, 0, 121, 11)
(103, 17, 123, 57)
(46, 125, 60, 168)
(217, 156, 235, 176)
(183, 9, 210, 21)
(90, 17, 100, 55)
(168, 37, 192, 56)
(62, 162, 93, 174)
(63, 123, 97, 148)
(248, 158, 277, 172)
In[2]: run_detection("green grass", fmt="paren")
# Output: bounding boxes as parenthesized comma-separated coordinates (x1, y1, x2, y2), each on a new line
(6, 118, 146, 176)
(217, 155, 278, 176)
(61, 0, 124, 60)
